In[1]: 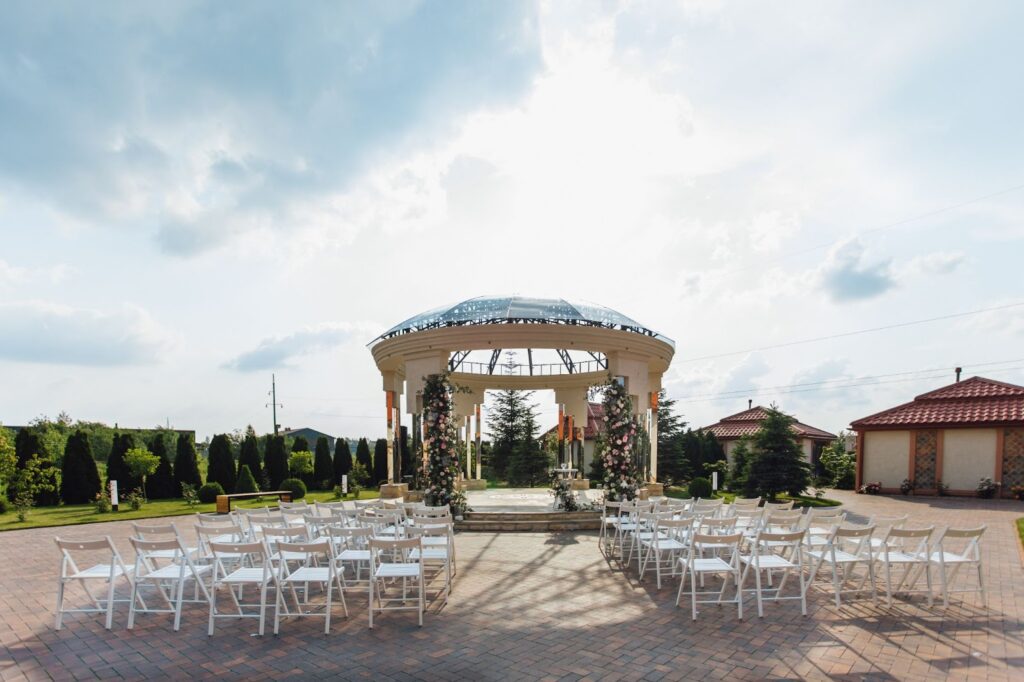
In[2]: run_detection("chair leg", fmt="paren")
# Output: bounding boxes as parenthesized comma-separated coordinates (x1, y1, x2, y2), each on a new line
(754, 566, 764, 618)
(324, 579, 332, 635)
(832, 563, 842, 608)
(55, 579, 65, 630)
(939, 562, 949, 608)
(128, 580, 139, 630)
(258, 582, 267, 636)
(207, 585, 216, 636)
(977, 562, 987, 607)
(173, 578, 185, 632)
(105, 576, 116, 630)
(368, 578, 374, 629)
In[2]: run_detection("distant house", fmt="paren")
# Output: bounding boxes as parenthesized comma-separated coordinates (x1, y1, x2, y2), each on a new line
(541, 402, 605, 474)
(851, 376, 1024, 496)
(281, 427, 336, 450)
(701, 405, 836, 467)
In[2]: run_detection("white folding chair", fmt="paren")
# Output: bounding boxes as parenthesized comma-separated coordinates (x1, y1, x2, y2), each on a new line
(127, 537, 212, 630)
(55, 536, 139, 630)
(806, 525, 877, 607)
(640, 516, 692, 588)
(411, 514, 457, 575)
(327, 526, 374, 593)
(274, 539, 348, 634)
(926, 526, 986, 607)
(691, 498, 724, 518)
(865, 514, 908, 552)
(368, 537, 425, 628)
(739, 530, 808, 618)
(878, 526, 934, 607)
(279, 500, 309, 511)
(207, 540, 277, 636)
(131, 522, 198, 559)
(599, 501, 625, 554)
(731, 496, 761, 511)
(678, 532, 743, 620)
(762, 500, 795, 513)
(408, 525, 453, 603)
(802, 511, 847, 549)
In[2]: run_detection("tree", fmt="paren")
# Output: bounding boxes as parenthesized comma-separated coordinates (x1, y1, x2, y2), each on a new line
(235, 464, 259, 494)
(238, 427, 263, 490)
(106, 433, 141, 491)
(727, 436, 753, 494)
(400, 426, 411, 481)
(746, 406, 810, 500)
(313, 437, 333, 490)
(289, 451, 314, 482)
(507, 410, 549, 486)
(0, 425, 16, 494)
(373, 438, 388, 486)
(145, 434, 177, 499)
(10, 455, 61, 506)
(291, 436, 309, 453)
(264, 435, 288, 490)
(207, 434, 236, 494)
(656, 389, 689, 485)
(124, 447, 160, 499)
(173, 433, 202, 494)
(819, 434, 855, 490)
(60, 430, 101, 504)
(333, 437, 352, 485)
(14, 427, 42, 468)
(355, 438, 372, 472)
(487, 388, 532, 480)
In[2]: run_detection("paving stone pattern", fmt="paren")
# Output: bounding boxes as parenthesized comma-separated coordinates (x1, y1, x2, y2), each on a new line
(1, 492, 1023, 681)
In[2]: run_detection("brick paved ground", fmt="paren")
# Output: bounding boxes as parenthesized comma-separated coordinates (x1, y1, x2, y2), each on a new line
(1, 491, 1022, 681)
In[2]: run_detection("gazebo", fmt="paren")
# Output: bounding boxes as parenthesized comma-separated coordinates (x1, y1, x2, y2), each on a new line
(368, 296, 675, 496)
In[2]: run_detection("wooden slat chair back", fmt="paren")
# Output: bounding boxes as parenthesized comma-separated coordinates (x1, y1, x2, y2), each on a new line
(368, 537, 425, 628)
(739, 530, 808, 618)
(55, 536, 139, 630)
(927, 525, 986, 607)
(273, 539, 347, 634)
(127, 537, 211, 631)
(806, 525, 878, 607)
(678, 532, 744, 620)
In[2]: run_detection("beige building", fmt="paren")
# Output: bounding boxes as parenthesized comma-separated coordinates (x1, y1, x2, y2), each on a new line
(851, 376, 1024, 496)
(702, 405, 836, 467)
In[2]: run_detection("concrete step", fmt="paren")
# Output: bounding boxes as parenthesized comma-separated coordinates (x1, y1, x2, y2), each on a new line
(456, 511, 601, 532)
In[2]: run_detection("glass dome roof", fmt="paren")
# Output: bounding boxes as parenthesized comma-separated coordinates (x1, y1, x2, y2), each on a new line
(372, 296, 674, 346)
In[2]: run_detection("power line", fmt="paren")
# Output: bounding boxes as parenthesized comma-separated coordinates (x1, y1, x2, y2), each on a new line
(680, 301, 1024, 363)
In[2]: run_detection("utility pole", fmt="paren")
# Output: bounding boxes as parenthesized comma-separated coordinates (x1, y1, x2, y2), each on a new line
(266, 373, 283, 435)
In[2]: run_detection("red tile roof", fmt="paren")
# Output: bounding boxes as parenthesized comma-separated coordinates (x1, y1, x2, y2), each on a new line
(702, 406, 836, 441)
(541, 403, 605, 440)
(851, 376, 1024, 429)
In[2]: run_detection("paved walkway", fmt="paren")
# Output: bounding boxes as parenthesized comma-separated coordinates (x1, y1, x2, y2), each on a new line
(1, 492, 1023, 681)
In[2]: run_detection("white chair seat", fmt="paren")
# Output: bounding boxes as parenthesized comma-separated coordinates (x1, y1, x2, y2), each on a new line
(221, 567, 271, 584)
(928, 551, 973, 564)
(690, 557, 733, 572)
(144, 547, 199, 560)
(884, 551, 928, 563)
(70, 564, 134, 579)
(740, 555, 798, 570)
(409, 548, 448, 561)
(642, 538, 686, 551)
(374, 563, 420, 578)
(270, 551, 308, 562)
(143, 564, 212, 580)
(338, 549, 371, 561)
(421, 536, 449, 547)
(809, 549, 861, 564)
(283, 567, 331, 583)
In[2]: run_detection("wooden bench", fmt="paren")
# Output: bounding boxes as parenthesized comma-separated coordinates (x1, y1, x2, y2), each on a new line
(215, 490, 293, 514)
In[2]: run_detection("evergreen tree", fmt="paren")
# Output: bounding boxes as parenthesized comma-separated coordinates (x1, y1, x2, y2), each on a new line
(487, 387, 532, 480)
(264, 435, 288, 490)
(15, 427, 43, 468)
(173, 433, 203, 493)
(728, 436, 754, 494)
(400, 427, 411, 481)
(656, 389, 689, 484)
(746, 406, 810, 500)
(313, 437, 333, 489)
(106, 433, 141, 491)
(145, 434, 177, 499)
(60, 430, 101, 504)
(291, 436, 309, 453)
(333, 437, 352, 485)
(238, 427, 263, 489)
(356, 438, 372, 472)
(235, 464, 259, 494)
(373, 438, 389, 485)
(507, 409, 549, 486)
(207, 434, 236, 494)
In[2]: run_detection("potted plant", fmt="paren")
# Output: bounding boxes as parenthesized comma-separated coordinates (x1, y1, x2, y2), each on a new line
(899, 478, 915, 496)
(1010, 484, 1024, 501)
(859, 481, 881, 495)
(976, 477, 998, 499)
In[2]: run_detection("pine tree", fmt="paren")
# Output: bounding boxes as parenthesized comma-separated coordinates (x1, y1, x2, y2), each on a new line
(333, 437, 352, 485)
(487, 388, 532, 480)
(235, 464, 259, 494)
(145, 434, 177, 499)
(655, 389, 689, 485)
(373, 438, 388, 486)
(291, 436, 309, 453)
(207, 434, 236, 494)
(311, 436, 333, 489)
(238, 427, 262, 490)
(746, 406, 810, 500)
(264, 435, 289, 490)
(173, 433, 202, 494)
(106, 433, 141, 491)
(356, 438, 372, 473)
(14, 427, 42, 468)
(728, 436, 753, 494)
(60, 430, 101, 504)
(507, 409, 549, 486)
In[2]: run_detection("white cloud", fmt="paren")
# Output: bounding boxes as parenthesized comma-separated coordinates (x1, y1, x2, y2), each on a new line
(817, 239, 895, 302)
(905, 251, 966, 276)
(0, 301, 173, 365)
(224, 323, 365, 372)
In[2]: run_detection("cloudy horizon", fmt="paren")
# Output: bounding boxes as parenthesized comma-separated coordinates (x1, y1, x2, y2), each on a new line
(2, 0, 1022, 441)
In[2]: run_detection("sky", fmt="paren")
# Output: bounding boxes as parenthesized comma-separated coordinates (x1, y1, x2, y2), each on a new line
(1, 0, 1023, 442)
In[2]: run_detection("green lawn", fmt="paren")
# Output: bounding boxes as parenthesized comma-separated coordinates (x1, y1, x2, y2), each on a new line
(663, 486, 841, 508)
(1016, 518, 1024, 549)
(0, 490, 381, 532)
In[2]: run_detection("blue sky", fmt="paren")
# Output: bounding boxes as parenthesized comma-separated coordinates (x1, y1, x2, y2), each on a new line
(1, 0, 1022, 440)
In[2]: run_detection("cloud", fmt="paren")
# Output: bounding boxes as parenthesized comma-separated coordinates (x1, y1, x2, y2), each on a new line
(906, 250, 966, 276)
(224, 324, 355, 372)
(0, 301, 171, 365)
(0, 258, 70, 287)
(818, 239, 895, 302)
